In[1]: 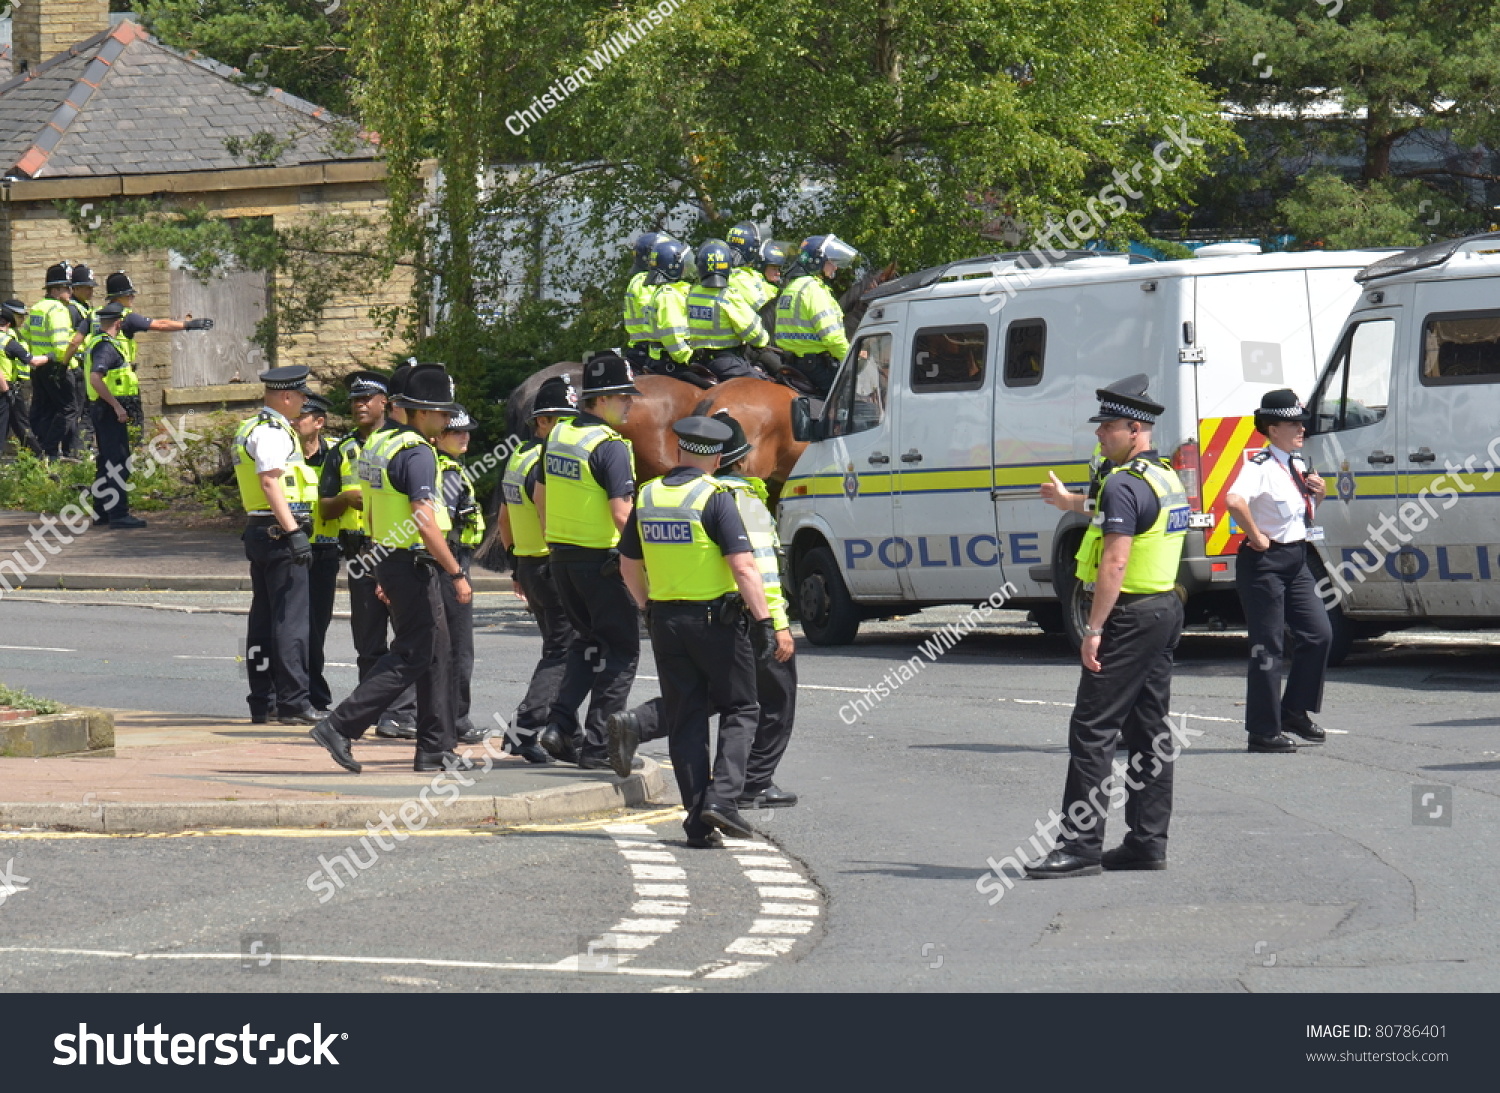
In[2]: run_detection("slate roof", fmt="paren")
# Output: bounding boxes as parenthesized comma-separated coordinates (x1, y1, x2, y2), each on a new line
(0, 20, 376, 180)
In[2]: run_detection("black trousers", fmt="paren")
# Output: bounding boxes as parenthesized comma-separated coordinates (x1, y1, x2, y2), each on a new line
(3, 381, 36, 457)
(549, 548, 640, 761)
(512, 555, 578, 741)
(650, 602, 758, 838)
(243, 524, 311, 716)
(631, 650, 797, 794)
(70, 369, 89, 453)
(441, 543, 475, 734)
(1236, 541, 1332, 738)
(789, 351, 839, 397)
(308, 545, 341, 710)
(329, 552, 454, 756)
(1058, 591, 1183, 860)
(30, 361, 75, 458)
(697, 351, 757, 381)
(89, 402, 131, 521)
(347, 568, 416, 721)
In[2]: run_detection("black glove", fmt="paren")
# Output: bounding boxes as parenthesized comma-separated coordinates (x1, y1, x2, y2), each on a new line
(183, 318, 214, 331)
(285, 529, 312, 566)
(750, 618, 776, 666)
(752, 346, 785, 373)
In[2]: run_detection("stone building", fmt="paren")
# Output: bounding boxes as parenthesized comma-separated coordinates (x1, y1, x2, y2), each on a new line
(0, 0, 410, 421)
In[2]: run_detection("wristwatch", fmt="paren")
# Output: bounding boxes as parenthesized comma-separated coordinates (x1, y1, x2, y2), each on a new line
(1083, 627, 1104, 637)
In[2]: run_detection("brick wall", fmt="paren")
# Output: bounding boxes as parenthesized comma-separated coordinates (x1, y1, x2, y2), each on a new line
(12, 0, 112, 70)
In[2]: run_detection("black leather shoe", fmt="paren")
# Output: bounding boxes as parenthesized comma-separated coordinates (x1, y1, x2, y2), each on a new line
(414, 751, 478, 773)
(310, 719, 361, 773)
(539, 725, 577, 763)
(1281, 712, 1326, 744)
(1248, 732, 1299, 753)
(1101, 844, 1168, 871)
(738, 784, 798, 809)
(278, 706, 320, 726)
(108, 515, 147, 529)
(1023, 848, 1101, 879)
(701, 804, 754, 840)
(685, 830, 724, 850)
(577, 754, 614, 772)
(606, 711, 640, 779)
(375, 716, 417, 740)
(250, 710, 272, 725)
(514, 743, 554, 765)
(457, 721, 496, 745)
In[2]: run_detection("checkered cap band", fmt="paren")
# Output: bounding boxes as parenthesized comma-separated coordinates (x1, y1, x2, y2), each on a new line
(1262, 404, 1306, 418)
(349, 377, 388, 395)
(1097, 399, 1158, 423)
(678, 437, 723, 456)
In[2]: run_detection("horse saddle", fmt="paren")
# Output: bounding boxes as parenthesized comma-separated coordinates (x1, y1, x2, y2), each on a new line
(774, 366, 821, 397)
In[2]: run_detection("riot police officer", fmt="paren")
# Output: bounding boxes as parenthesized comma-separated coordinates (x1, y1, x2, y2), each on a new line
(309, 363, 474, 774)
(623, 230, 671, 371)
(536, 353, 640, 769)
(233, 365, 318, 725)
(643, 239, 695, 376)
(436, 404, 490, 744)
(774, 234, 859, 397)
(619, 415, 776, 848)
(499, 375, 581, 764)
(1025, 379, 1188, 877)
(685, 240, 778, 381)
(82, 302, 146, 528)
(725, 222, 775, 311)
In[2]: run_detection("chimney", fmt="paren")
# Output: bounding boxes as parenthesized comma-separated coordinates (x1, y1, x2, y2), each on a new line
(13, 0, 112, 73)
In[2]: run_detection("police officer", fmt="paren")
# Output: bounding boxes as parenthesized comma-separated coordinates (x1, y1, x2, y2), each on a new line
(0, 299, 45, 459)
(232, 365, 318, 726)
(65, 264, 99, 450)
(1025, 379, 1188, 877)
(725, 222, 775, 312)
(774, 234, 858, 397)
(1225, 389, 1332, 753)
(619, 415, 776, 848)
(623, 230, 671, 371)
(498, 375, 580, 764)
(536, 353, 640, 769)
(26, 262, 79, 458)
(100, 271, 215, 358)
(309, 363, 475, 774)
(685, 239, 778, 382)
(643, 239, 695, 376)
(295, 392, 339, 713)
(756, 240, 789, 338)
(321, 368, 419, 739)
(82, 301, 147, 529)
(436, 404, 491, 745)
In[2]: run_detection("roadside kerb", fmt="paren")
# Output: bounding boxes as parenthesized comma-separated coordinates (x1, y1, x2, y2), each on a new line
(0, 573, 514, 593)
(0, 758, 667, 833)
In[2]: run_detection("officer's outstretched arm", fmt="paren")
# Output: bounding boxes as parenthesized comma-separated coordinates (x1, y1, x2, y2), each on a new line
(727, 551, 771, 622)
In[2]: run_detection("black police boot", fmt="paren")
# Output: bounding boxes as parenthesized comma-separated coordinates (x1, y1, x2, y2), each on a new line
(606, 711, 640, 779)
(539, 724, 578, 764)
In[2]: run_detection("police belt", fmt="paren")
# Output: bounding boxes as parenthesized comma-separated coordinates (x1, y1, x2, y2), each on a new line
(246, 515, 312, 533)
(1112, 590, 1177, 604)
(382, 546, 441, 570)
(548, 544, 615, 562)
(651, 592, 745, 625)
(689, 348, 745, 364)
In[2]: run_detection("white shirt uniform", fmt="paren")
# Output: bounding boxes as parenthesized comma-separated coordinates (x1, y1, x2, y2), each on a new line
(244, 408, 296, 474)
(1228, 445, 1313, 543)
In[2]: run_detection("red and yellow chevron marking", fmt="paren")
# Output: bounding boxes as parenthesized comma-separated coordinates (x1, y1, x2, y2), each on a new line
(1199, 415, 1261, 556)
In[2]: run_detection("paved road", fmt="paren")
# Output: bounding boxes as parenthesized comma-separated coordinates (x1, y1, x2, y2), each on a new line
(2, 594, 1497, 992)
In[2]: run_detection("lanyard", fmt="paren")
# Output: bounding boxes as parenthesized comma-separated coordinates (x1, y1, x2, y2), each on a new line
(1269, 449, 1314, 526)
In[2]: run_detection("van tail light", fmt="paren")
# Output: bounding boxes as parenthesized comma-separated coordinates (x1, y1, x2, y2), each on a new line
(1172, 440, 1202, 510)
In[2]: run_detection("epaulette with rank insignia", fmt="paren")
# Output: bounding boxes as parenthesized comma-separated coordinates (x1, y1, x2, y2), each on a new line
(1249, 449, 1273, 464)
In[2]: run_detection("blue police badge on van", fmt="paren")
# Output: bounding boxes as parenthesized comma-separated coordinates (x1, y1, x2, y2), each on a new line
(642, 520, 693, 543)
(546, 452, 582, 480)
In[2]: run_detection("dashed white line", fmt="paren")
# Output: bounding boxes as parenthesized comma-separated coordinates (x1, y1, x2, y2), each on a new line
(0, 645, 75, 652)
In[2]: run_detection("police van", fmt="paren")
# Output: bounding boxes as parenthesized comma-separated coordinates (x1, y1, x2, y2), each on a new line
(1303, 232, 1500, 660)
(779, 245, 1390, 646)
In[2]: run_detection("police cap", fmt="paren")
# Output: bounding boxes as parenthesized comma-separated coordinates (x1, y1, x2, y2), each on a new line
(44, 262, 71, 287)
(300, 393, 332, 417)
(344, 369, 390, 398)
(2, 299, 29, 322)
(580, 351, 640, 397)
(711, 408, 752, 465)
(260, 364, 312, 391)
(393, 363, 457, 411)
(1253, 388, 1310, 428)
(70, 264, 97, 287)
(444, 404, 478, 431)
(105, 271, 136, 296)
(531, 375, 578, 418)
(673, 415, 732, 456)
(95, 301, 128, 324)
(1088, 373, 1164, 424)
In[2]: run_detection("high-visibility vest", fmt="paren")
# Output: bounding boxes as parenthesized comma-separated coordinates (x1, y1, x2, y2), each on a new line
(774, 274, 850, 360)
(623, 270, 657, 346)
(24, 298, 76, 364)
(0, 334, 21, 382)
(730, 267, 773, 311)
(302, 442, 341, 544)
(637, 475, 738, 601)
(686, 283, 769, 351)
(232, 408, 314, 516)
(501, 442, 548, 557)
(360, 427, 450, 550)
(543, 418, 634, 549)
(438, 451, 486, 547)
(328, 433, 368, 535)
(719, 474, 786, 629)
(645, 281, 692, 363)
(1075, 457, 1189, 595)
(81, 331, 137, 400)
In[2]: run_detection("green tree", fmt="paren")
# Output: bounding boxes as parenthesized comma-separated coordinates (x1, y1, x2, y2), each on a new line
(1168, 0, 1500, 245)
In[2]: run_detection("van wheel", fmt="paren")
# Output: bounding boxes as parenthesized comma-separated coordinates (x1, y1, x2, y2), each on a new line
(796, 546, 860, 645)
(1055, 550, 1092, 652)
(1327, 603, 1356, 667)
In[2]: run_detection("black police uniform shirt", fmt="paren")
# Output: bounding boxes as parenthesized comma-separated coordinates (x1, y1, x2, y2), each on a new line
(542, 410, 635, 500)
(88, 338, 127, 388)
(618, 468, 753, 563)
(1097, 450, 1164, 537)
(5, 331, 31, 364)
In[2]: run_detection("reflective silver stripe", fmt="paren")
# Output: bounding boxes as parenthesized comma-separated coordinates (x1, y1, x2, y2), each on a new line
(639, 478, 716, 521)
(1133, 461, 1188, 508)
(549, 426, 611, 462)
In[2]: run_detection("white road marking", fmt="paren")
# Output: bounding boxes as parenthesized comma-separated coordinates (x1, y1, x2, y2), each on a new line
(743, 869, 803, 884)
(758, 886, 818, 900)
(630, 863, 686, 881)
(620, 850, 676, 863)
(702, 961, 766, 979)
(0, 645, 75, 652)
(635, 883, 688, 898)
(749, 919, 814, 935)
(761, 903, 819, 917)
(726, 937, 797, 956)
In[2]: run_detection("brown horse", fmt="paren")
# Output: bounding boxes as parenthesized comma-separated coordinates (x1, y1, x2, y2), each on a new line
(692, 379, 805, 497)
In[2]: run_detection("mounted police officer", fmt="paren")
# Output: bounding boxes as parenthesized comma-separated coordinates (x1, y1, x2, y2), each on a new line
(536, 353, 641, 769)
(756, 240, 789, 338)
(309, 363, 475, 774)
(642, 238, 695, 377)
(436, 404, 491, 745)
(499, 375, 581, 764)
(1026, 377, 1188, 878)
(82, 301, 146, 529)
(619, 415, 777, 848)
(686, 239, 779, 382)
(623, 230, 672, 371)
(233, 364, 318, 726)
(774, 234, 858, 397)
(725, 222, 775, 312)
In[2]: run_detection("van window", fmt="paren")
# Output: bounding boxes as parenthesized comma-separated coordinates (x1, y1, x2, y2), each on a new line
(910, 326, 987, 392)
(1310, 318, 1394, 433)
(825, 332, 891, 437)
(1420, 311, 1500, 385)
(1003, 319, 1046, 387)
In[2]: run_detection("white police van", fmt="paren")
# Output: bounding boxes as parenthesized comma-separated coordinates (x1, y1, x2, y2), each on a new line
(1303, 232, 1500, 660)
(780, 245, 1389, 646)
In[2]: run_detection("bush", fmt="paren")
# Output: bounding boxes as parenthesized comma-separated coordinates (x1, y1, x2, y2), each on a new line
(0, 682, 63, 715)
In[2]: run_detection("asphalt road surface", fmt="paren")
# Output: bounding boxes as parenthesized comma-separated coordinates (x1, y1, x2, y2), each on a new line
(2, 592, 1497, 993)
